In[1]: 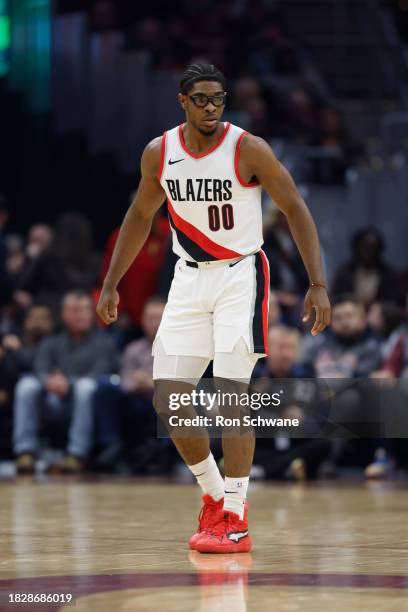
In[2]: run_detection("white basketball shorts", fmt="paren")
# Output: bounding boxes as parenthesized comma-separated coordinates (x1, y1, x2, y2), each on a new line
(152, 250, 270, 360)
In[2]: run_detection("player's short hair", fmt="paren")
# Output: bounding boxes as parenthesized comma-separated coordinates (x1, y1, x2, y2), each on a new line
(180, 63, 226, 94)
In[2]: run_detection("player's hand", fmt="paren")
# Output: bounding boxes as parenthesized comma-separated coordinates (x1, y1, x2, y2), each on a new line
(96, 285, 120, 324)
(302, 287, 331, 336)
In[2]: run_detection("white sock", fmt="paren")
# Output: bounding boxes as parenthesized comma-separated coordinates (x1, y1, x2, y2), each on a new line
(188, 453, 224, 502)
(224, 476, 249, 519)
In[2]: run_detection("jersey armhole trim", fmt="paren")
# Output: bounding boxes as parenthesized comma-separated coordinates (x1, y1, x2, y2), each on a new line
(234, 131, 260, 188)
(157, 131, 167, 182)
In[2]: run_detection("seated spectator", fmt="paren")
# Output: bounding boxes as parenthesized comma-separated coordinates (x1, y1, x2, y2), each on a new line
(93, 296, 172, 473)
(12, 224, 54, 312)
(2, 304, 54, 375)
(0, 304, 54, 458)
(250, 22, 283, 78)
(246, 96, 273, 139)
(367, 300, 403, 341)
(375, 322, 408, 380)
(317, 108, 346, 153)
(253, 326, 331, 480)
(367, 300, 404, 361)
(310, 107, 349, 183)
(365, 297, 408, 478)
(301, 295, 383, 473)
(263, 211, 309, 327)
(332, 227, 400, 307)
(15, 213, 100, 317)
(25, 223, 53, 260)
(280, 87, 320, 144)
(255, 326, 307, 379)
(12, 290, 117, 475)
(0, 337, 19, 412)
(0, 336, 20, 457)
(302, 295, 382, 378)
(232, 77, 262, 113)
(5, 234, 25, 281)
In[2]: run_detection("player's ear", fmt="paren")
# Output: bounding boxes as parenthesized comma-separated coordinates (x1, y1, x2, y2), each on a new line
(178, 93, 187, 110)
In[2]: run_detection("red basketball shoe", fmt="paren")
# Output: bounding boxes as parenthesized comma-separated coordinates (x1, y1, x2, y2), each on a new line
(189, 494, 224, 550)
(195, 504, 252, 554)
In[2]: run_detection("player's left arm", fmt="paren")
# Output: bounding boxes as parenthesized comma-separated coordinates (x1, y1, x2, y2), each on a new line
(239, 134, 331, 335)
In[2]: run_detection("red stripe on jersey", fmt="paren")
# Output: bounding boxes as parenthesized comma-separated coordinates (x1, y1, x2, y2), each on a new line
(167, 199, 242, 260)
(178, 122, 231, 159)
(234, 132, 260, 187)
(259, 249, 270, 353)
(157, 131, 167, 181)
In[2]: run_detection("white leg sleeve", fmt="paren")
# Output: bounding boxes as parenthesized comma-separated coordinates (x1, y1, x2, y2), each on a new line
(152, 337, 211, 383)
(213, 337, 260, 383)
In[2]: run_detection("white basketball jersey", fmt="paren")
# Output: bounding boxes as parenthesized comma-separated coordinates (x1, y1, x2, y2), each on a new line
(158, 122, 263, 262)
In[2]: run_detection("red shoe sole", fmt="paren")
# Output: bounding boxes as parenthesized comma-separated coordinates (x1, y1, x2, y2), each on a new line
(189, 532, 204, 550)
(196, 536, 252, 554)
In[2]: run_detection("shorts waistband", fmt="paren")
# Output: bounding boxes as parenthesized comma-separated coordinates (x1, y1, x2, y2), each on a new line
(185, 256, 247, 269)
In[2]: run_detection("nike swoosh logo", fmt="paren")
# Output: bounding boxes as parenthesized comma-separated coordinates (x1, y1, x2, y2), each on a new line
(229, 259, 244, 268)
(168, 158, 185, 165)
(227, 530, 249, 542)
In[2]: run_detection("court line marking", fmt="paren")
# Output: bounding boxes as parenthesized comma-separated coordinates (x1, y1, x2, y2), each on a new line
(1, 570, 408, 611)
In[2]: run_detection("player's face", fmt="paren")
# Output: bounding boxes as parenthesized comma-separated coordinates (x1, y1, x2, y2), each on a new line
(178, 81, 226, 136)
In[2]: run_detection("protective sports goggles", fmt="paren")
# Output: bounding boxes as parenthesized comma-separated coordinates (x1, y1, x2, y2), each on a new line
(188, 92, 227, 107)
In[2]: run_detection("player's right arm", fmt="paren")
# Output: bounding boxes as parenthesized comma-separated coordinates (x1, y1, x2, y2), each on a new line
(97, 137, 165, 325)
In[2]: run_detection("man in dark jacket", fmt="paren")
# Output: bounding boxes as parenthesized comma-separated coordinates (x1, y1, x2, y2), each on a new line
(13, 290, 117, 474)
(253, 326, 331, 480)
(302, 295, 382, 379)
(301, 295, 383, 466)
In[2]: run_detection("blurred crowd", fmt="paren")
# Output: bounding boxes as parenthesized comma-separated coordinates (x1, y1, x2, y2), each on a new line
(61, 0, 367, 183)
(1, 191, 408, 480)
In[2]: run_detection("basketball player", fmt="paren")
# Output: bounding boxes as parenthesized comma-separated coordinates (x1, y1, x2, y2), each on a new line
(97, 64, 331, 553)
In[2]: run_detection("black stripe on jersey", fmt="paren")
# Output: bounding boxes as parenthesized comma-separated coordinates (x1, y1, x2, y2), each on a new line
(168, 214, 217, 262)
(252, 252, 267, 353)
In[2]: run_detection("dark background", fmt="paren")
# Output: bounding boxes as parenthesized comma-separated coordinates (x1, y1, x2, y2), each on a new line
(1, 0, 408, 275)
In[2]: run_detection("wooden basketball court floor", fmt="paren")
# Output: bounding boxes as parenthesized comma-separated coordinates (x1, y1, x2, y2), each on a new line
(0, 479, 408, 611)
